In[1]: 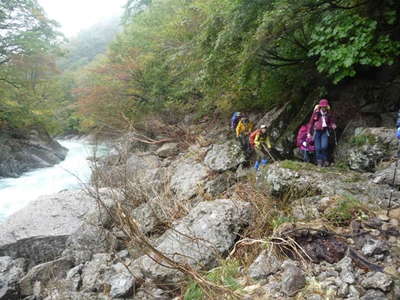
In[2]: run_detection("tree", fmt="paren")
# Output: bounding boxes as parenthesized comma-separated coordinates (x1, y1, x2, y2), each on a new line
(0, 0, 60, 64)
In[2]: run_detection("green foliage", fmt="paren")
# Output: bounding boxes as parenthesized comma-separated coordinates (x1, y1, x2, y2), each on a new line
(183, 260, 242, 300)
(309, 10, 400, 83)
(280, 160, 315, 171)
(325, 195, 369, 226)
(64, 0, 400, 129)
(350, 134, 377, 147)
(271, 215, 295, 229)
(0, 0, 61, 65)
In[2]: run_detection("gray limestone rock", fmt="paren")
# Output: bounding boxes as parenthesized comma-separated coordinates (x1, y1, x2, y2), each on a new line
(0, 126, 68, 178)
(334, 127, 398, 172)
(373, 162, 400, 187)
(204, 141, 246, 172)
(81, 254, 112, 293)
(156, 143, 179, 158)
(204, 173, 234, 197)
(133, 281, 170, 300)
(0, 189, 99, 267)
(337, 256, 355, 284)
(361, 272, 393, 292)
(360, 289, 388, 300)
(256, 161, 400, 209)
(136, 199, 252, 284)
(19, 257, 73, 297)
(66, 264, 83, 291)
(248, 250, 281, 280)
(62, 221, 117, 265)
(108, 273, 134, 298)
(0, 256, 26, 300)
(170, 157, 209, 200)
(281, 261, 306, 297)
(362, 238, 389, 257)
(131, 201, 164, 235)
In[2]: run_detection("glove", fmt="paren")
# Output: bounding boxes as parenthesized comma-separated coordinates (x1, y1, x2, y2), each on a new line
(397, 127, 400, 139)
(302, 141, 307, 147)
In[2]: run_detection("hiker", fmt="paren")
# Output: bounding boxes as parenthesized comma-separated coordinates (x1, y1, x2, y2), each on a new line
(230, 112, 242, 131)
(236, 117, 254, 153)
(307, 99, 336, 167)
(397, 109, 400, 139)
(296, 124, 315, 163)
(253, 124, 272, 170)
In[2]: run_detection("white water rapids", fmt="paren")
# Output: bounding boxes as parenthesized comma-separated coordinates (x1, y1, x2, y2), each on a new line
(0, 139, 108, 222)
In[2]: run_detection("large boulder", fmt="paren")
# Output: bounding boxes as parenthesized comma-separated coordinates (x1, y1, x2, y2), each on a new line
(80, 255, 136, 298)
(169, 157, 209, 200)
(256, 161, 400, 209)
(0, 256, 26, 300)
(19, 258, 73, 297)
(334, 127, 398, 172)
(95, 152, 165, 193)
(0, 190, 98, 267)
(0, 236, 68, 271)
(204, 141, 246, 172)
(0, 126, 68, 178)
(373, 162, 400, 187)
(136, 199, 252, 284)
(248, 250, 281, 280)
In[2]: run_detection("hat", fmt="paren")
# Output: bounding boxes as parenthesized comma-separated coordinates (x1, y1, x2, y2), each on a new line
(319, 99, 330, 107)
(260, 124, 267, 129)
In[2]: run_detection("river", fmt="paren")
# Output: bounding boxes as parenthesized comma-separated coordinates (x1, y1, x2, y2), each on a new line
(0, 139, 108, 222)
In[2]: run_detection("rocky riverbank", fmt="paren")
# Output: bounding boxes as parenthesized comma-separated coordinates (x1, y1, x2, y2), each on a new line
(0, 126, 68, 178)
(0, 113, 400, 299)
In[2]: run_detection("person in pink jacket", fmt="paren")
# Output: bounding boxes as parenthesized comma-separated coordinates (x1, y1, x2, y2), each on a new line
(307, 99, 336, 167)
(296, 124, 315, 163)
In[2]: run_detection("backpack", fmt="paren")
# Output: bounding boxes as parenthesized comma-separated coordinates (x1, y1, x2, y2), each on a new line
(296, 125, 309, 148)
(231, 112, 241, 129)
(249, 129, 261, 148)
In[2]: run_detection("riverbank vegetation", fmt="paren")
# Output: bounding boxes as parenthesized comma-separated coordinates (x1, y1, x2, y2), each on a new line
(1, 0, 399, 134)
(75, 0, 400, 129)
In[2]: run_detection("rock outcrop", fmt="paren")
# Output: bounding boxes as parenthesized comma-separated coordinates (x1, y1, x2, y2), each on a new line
(334, 127, 398, 172)
(204, 141, 246, 172)
(0, 126, 68, 178)
(0, 189, 104, 267)
(136, 199, 252, 284)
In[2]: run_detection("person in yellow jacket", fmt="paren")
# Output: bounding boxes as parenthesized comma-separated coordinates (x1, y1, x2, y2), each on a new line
(254, 124, 272, 170)
(236, 117, 254, 153)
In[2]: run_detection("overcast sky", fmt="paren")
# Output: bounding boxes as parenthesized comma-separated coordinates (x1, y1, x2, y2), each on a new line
(38, 0, 127, 37)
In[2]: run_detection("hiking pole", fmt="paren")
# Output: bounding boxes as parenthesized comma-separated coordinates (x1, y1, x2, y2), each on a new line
(387, 142, 400, 217)
(263, 145, 277, 163)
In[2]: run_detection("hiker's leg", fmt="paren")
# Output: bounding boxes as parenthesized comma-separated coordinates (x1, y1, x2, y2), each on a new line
(254, 148, 264, 170)
(244, 135, 251, 153)
(320, 130, 329, 163)
(303, 150, 310, 162)
(314, 130, 323, 165)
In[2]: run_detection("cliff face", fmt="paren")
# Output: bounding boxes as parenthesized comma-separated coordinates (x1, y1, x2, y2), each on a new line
(0, 126, 68, 178)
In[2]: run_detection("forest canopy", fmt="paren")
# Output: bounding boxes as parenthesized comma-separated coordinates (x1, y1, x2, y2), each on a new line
(0, 0, 399, 133)
(75, 0, 400, 129)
